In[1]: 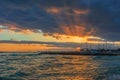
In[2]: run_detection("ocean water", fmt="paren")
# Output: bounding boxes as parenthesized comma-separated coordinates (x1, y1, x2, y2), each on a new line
(0, 53, 120, 80)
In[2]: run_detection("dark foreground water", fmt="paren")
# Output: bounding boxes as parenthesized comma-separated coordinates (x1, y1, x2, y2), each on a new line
(0, 53, 120, 80)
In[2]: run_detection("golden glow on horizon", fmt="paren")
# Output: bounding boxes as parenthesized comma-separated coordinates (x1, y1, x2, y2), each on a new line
(0, 43, 75, 52)
(43, 33, 87, 43)
(0, 43, 50, 52)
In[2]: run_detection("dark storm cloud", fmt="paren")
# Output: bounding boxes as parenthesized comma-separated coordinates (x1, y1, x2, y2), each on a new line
(87, 0, 120, 41)
(0, 0, 59, 33)
(0, 0, 120, 41)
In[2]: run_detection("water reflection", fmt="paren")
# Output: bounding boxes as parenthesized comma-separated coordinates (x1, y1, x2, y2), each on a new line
(0, 53, 120, 80)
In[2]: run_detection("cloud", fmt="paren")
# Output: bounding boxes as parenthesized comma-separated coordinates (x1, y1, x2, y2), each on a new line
(46, 7, 89, 15)
(0, 40, 88, 49)
(0, 40, 83, 51)
(46, 7, 62, 14)
(87, 36, 105, 42)
(60, 25, 95, 37)
(0, 24, 36, 34)
(87, 0, 120, 41)
(0, 0, 119, 41)
(73, 9, 89, 15)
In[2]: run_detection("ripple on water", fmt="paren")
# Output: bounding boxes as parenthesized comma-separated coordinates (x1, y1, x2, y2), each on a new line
(1, 53, 120, 80)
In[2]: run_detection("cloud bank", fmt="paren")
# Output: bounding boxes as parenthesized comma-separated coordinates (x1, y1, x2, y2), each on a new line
(0, 0, 119, 41)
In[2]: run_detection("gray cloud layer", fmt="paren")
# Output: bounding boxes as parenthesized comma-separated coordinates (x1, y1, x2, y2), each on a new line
(0, 0, 120, 41)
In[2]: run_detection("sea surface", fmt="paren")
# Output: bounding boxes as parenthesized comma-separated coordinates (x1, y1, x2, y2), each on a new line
(0, 53, 120, 80)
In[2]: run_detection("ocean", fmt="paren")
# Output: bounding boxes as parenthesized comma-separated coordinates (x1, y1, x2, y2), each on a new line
(0, 53, 120, 80)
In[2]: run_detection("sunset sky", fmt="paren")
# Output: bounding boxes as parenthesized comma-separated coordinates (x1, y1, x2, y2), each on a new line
(0, 0, 120, 52)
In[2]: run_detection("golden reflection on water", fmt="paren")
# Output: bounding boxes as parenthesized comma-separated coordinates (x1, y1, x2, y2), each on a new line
(49, 55, 100, 80)
(0, 53, 101, 80)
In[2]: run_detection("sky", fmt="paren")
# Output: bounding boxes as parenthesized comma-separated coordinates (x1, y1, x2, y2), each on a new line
(0, 0, 120, 52)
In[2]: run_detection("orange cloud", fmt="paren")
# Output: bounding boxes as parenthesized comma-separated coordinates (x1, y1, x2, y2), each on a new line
(20, 29, 34, 34)
(0, 23, 35, 34)
(46, 7, 89, 15)
(46, 7, 62, 14)
(42, 23, 96, 43)
(61, 25, 95, 37)
(0, 29, 3, 32)
(73, 9, 89, 15)
(46, 7, 95, 39)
